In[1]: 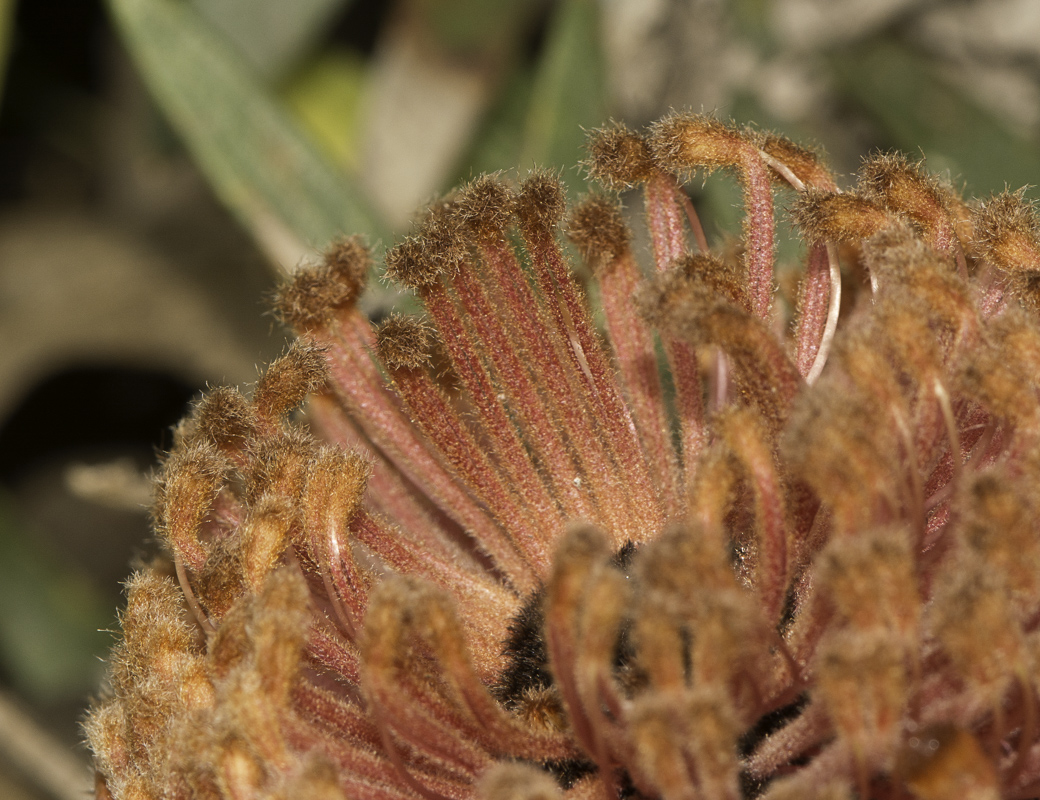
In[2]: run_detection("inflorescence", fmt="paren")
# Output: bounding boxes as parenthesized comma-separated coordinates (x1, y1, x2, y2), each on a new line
(88, 113, 1040, 800)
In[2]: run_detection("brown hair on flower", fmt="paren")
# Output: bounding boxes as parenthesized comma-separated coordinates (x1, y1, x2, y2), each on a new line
(88, 113, 1040, 800)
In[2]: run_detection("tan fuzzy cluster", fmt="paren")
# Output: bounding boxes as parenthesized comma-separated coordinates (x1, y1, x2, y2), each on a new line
(754, 131, 836, 190)
(647, 113, 748, 174)
(375, 314, 434, 372)
(970, 189, 1040, 313)
(86, 566, 316, 800)
(90, 114, 1040, 800)
(567, 195, 631, 272)
(252, 339, 330, 422)
(515, 171, 568, 239)
(584, 122, 656, 189)
(456, 174, 516, 243)
(384, 203, 469, 290)
(276, 236, 370, 330)
(858, 155, 953, 235)
(971, 189, 1040, 271)
(791, 190, 894, 243)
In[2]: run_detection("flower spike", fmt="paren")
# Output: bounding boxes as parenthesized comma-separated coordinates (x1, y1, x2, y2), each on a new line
(89, 115, 1040, 800)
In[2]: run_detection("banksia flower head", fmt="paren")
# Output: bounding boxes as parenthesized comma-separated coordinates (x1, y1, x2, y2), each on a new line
(87, 113, 1040, 800)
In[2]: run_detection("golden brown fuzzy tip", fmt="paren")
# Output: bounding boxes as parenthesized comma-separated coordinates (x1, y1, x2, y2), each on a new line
(245, 428, 318, 504)
(382, 238, 436, 291)
(790, 189, 894, 243)
(783, 338, 904, 531)
(971, 188, 1040, 273)
(361, 574, 468, 677)
(755, 131, 834, 189)
(276, 269, 336, 330)
(375, 314, 434, 372)
(207, 600, 252, 680)
(635, 254, 749, 330)
(678, 253, 751, 312)
(210, 566, 309, 684)
(628, 686, 741, 800)
(816, 525, 917, 635)
(647, 112, 747, 174)
(766, 777, 853, 800)
(815, 628, 907, 756)
(515, 170, 567, 237)
(189, 551, 245, 641)
(284, 757, 349, 800)
(857, 153, 951, 230)
(860, 225, 951, 287)
(862, 228, 981, 347)
(97, 569, 214, 783)
(253, 339, 330, 421)
(384, 203, 467, 290)
(866, 241, 981, 373)
(324, 235, 372, 286)
(116, 569, 201, 673)
(275, 237, 371, 331)
(547, 523, 611, 604)
(245, 567, 312, 700)
(634, 266, 707, 331)
(858, 153, 933, 200)
(955, 469, 1040, 611)
(188, 386, 258, 451)
(419, 200, 470, 264)
(479, 762, 563, 800)
(567, 194, 631, 272)
(636, 523, 733, 609)
(681, 688, 741, 794)
(239, 496, 294, 592)
(455, 174, 516, 242)
(895, 724, 999, 800)
(584, 122, 656, 189)
(929, 558, 1025, 706)
(510, 686, 567, 733)
(155, 439, 230, 559)
(305, 446, 370, 535)
(957, 308, 1040, 422)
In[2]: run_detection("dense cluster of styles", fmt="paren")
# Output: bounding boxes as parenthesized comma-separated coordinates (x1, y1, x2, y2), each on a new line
(87, 113, 1040, 800)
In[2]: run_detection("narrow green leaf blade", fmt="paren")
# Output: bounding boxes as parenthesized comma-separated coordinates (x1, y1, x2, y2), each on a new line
(193, 0, 351, 81)
(108, 0, 385, 270)
(520, 0, 607, 187)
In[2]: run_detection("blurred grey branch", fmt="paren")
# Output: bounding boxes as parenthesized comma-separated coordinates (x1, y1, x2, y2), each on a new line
(0, 691, 92, 800)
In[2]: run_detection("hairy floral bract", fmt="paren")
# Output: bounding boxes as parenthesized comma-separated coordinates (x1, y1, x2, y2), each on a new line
(87, 114, 1040, 800)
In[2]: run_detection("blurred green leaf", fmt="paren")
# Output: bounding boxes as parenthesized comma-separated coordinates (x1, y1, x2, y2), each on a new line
(832, 39, 1040, 196)
(458, 67, 535, 179)
(422, 0, 541, 58)
(108, 0, 385, 271)
(194, 0, 351, 81)
(0, 0, 15, 108)
(519, 0, 607, 188)
(0, 492, 112, 702)
(730, 0, 774, 50)
(282, 49, 366, 172)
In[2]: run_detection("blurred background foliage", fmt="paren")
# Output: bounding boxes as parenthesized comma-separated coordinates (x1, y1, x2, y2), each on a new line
(0, 0, 1038, 797)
